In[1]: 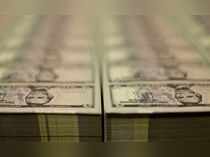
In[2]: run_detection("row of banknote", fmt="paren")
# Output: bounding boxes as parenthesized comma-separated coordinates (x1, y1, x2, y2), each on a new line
(0, 15, 210, 142)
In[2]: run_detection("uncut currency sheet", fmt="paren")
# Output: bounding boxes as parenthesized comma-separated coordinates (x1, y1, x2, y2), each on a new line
(0, 16, 101, 114)
(103, 16, 210, 114)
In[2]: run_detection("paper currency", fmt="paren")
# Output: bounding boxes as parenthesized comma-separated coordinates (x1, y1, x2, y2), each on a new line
(107, 82, 210, 113)
(0, 83, 102, 114)
(103, 16, 210, 114)
(2, 15, 210, 142)
(0, 16, 101, 114)
(102, 16, 210, 142)
(0, 15, 102, 142)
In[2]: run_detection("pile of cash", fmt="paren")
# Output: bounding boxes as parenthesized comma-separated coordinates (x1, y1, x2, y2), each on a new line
(102, 16, 210, 142)
(1, 15, 210, 142)
(0, 16, 102, 142)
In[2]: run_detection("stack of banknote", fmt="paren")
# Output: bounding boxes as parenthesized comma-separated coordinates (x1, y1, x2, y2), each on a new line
(0, 15, 102, 142)
(1, 15, 210, 142)
(102, 16, 210, 142)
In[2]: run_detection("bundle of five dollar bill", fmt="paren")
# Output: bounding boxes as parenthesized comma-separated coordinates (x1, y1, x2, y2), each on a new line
(102, 16, 210, 142)
(0, 16, 102, 142)
(1, 15, 210, 142)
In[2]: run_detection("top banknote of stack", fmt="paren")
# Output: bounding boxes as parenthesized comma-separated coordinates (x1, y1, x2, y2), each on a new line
(0, 15, 101, 114)
(102, 15, 210, 114)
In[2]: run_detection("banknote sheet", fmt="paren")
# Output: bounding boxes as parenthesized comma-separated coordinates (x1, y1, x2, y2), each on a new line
(102, 16, 210, 114)
(0, 16, 102, 142)
(102, 15, 210, 142)
(1, 15, 210, 142)
(0, 15, 101, 114)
